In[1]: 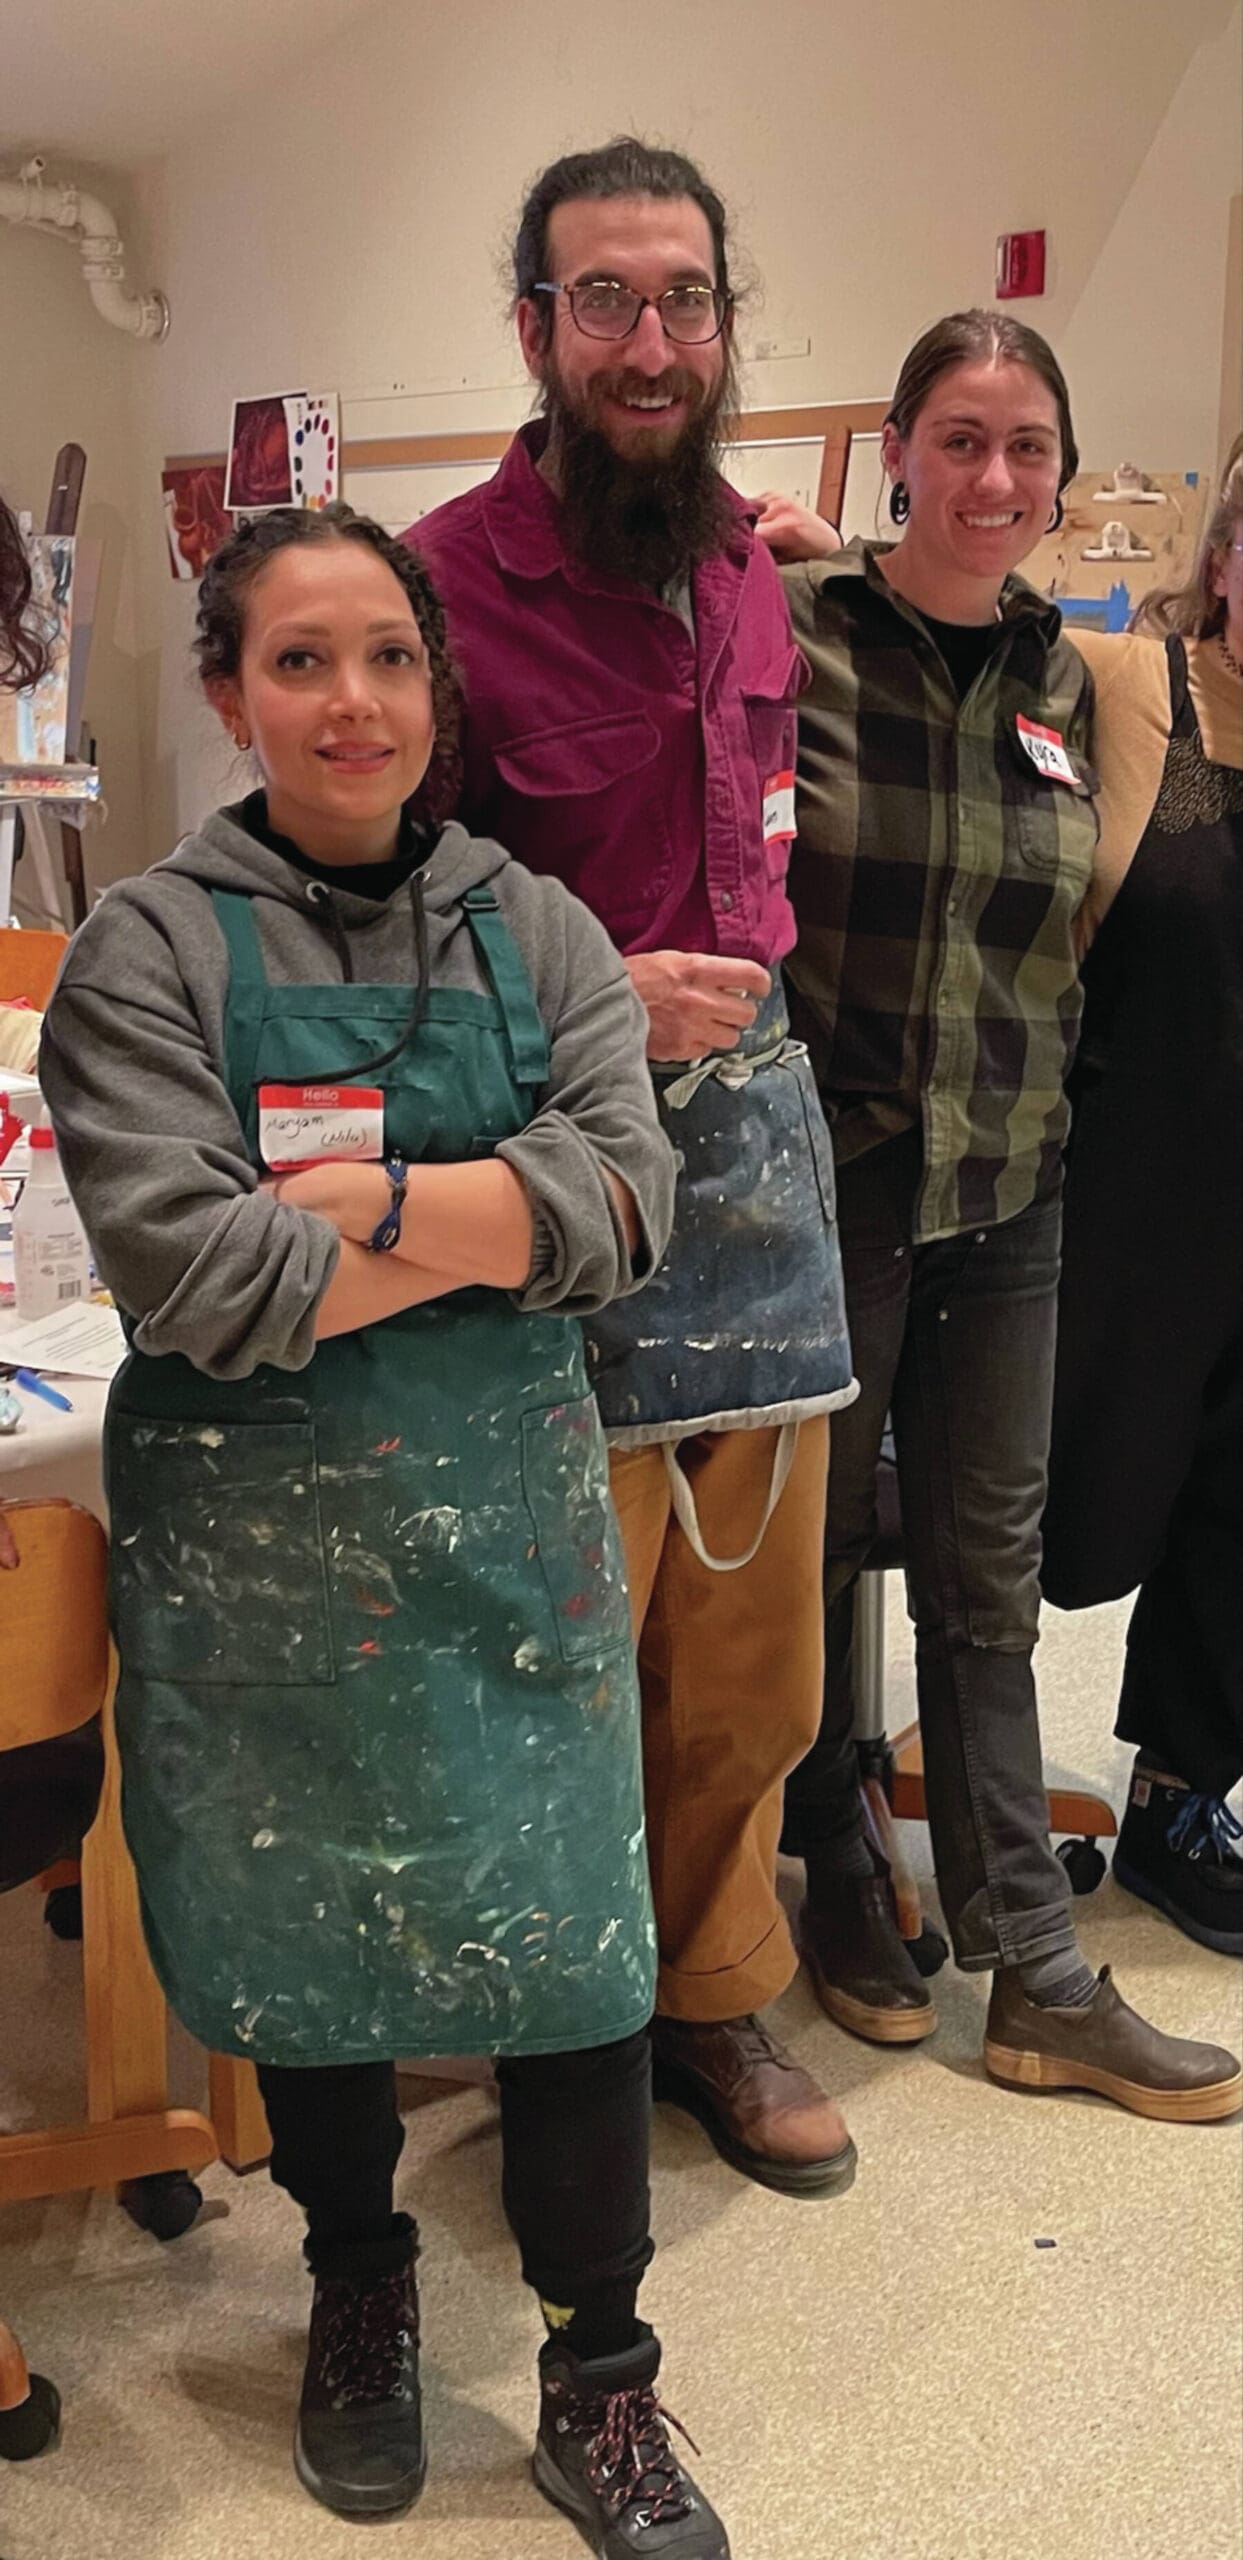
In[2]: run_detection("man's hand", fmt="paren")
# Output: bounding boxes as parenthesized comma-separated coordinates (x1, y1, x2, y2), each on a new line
(753, 491, 842, 564)
(0, 1507, 18, 1571)
(625, 951, 772, 1062)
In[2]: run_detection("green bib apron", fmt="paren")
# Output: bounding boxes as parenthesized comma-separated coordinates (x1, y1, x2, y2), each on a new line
(105, 883, 656, 2065)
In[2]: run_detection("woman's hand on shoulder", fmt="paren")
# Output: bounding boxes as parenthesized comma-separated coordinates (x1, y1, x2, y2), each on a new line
(262, 1161, 391, 1245)
(753, 492, 843, 563)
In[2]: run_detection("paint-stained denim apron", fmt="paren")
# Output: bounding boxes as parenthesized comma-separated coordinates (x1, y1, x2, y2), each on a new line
(105, 885, 655, 2065)
(586, 987, 856, 1566)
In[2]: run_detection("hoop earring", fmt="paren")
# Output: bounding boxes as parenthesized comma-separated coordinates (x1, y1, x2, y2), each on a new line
(889, 481, 910, 526)
(1047, 496, 1065, 534)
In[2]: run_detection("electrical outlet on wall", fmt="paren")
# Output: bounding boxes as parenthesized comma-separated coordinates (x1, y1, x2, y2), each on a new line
(746, 335, 812, 364)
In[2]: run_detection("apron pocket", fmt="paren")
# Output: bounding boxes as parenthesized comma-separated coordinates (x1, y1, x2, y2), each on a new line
(520, 1396, 632, 1665)
(109, 1417, 335, 1686)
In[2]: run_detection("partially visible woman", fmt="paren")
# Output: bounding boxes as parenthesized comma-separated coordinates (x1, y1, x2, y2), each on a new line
(1, 480, 50, 1572)
(0, 484, 65, 2465)
(0, 487, 50, 693)
(1043, 438, 1243, 1956)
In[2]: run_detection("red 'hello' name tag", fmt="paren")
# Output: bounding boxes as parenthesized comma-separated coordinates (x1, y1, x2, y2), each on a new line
(258, 1083, 385, 1172)
(763, 768, 796, 842)
(1015, 716, 1078, 785)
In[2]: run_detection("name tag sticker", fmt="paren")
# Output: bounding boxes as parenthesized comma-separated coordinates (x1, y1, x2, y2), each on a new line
(763, 769, 796, 842)
(1016, 716, 1078, 786)
(258, 1083, 385, 1173)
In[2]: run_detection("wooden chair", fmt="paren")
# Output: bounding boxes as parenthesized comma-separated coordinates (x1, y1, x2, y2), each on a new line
(0, 1501, 220, 2219)
(0, 928, 68, 1012)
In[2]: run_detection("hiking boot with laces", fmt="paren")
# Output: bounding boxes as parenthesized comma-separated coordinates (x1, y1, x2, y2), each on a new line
(534, 2327, 730, 2557)
(1112, 1761, 1243, 1955)
(294, 2231, 425, 2518)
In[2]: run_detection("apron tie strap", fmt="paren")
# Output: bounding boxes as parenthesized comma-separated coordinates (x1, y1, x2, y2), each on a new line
(211, 890, 272, 1146)
(661, 1420, 800, 1572)
(461, 885, 550, 1089)
(661, 1034, 807, 1112)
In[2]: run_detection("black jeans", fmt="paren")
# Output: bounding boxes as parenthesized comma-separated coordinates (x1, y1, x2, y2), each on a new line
(1115, 1321, 1243, 1798)
(257, 2029, 654, 2304)
(783, 1130, 1077, 1971)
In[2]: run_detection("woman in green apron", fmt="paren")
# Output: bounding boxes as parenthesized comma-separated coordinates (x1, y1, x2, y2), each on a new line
(41, 506, 731, 2558)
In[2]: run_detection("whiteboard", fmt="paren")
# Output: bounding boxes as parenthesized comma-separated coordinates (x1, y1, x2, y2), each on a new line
(721, 440, 828, 513)
(840, 434, 889, 543)
(345, 462, 496, 534)
(346, 428, 890, 542)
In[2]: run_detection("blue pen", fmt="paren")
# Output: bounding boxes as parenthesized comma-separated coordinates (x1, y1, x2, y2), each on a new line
(13, 1367, 74, 1414)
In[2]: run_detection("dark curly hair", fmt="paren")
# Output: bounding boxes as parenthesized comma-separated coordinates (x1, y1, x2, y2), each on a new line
(0, 490, 53, 693)
(193, 503, 462, 829)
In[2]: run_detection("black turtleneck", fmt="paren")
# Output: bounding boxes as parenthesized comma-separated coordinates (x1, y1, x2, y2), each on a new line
(227, 788, 428, 903)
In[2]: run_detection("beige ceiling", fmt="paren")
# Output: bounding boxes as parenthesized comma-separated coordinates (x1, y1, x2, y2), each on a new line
(0, 0, 387, 168)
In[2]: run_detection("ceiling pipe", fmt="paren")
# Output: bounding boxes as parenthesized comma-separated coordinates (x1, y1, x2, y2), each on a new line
(0, 156, 169, 341)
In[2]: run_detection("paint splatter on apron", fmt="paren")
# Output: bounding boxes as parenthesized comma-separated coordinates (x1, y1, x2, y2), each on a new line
(105, 884, 656, 2064)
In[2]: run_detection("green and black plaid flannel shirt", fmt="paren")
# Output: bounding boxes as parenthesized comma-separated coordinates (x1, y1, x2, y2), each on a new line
(783, 541, 1097, 1243)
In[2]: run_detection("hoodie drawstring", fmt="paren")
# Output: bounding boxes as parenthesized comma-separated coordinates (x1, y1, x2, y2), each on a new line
(304, 874, 430, 1079)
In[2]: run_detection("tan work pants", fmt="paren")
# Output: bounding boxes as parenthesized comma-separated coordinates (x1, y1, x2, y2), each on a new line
(608, 1417, 829, 2022)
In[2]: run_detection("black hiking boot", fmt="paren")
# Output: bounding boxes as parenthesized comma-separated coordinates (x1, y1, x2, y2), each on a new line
(294, 2227, 425, 2519)
(533, 2326, 730, 2556)
(1112, 1761, 1243, 1956)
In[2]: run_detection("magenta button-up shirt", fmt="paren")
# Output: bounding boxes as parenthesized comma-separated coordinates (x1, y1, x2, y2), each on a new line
(411, 424, 805, 964)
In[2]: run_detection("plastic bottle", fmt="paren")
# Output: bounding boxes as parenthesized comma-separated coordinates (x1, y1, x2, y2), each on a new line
(12, 1122, 90, 1321)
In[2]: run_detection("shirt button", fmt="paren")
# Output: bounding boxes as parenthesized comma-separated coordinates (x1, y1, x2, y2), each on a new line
(718, 891, 735, 913)
(948, 898, 959, 914)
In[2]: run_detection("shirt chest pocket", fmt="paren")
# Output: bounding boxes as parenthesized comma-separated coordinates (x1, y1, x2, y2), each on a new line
(493, 711, 672, 933)
(740, 646, 802, 877)
(1010, 734, 1100, 886)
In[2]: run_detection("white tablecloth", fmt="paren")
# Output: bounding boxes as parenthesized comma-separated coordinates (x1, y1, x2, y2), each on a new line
(0, 1305, 109, 1519)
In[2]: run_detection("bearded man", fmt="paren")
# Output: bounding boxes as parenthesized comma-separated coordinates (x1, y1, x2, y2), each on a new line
(412, 137, 858, 2199)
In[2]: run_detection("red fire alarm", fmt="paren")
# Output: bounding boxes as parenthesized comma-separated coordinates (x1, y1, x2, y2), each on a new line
(996, 229, 1046, 298)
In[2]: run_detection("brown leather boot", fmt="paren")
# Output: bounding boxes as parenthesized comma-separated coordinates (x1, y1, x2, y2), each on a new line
(650, 2014, 857, 2197)
(984, 1966, 1243, 2122)
(798, 1872, 938, 2045)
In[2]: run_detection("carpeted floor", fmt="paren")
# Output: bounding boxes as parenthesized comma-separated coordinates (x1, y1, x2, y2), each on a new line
(2, 1594, 1240, 2560)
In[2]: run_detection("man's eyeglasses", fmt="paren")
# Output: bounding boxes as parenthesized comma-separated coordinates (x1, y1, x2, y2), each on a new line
(534, 280, 732, 347)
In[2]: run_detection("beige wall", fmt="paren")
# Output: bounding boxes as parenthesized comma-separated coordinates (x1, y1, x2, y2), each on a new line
(110, 0, 1243, 858)
(0, 175, 150, 902)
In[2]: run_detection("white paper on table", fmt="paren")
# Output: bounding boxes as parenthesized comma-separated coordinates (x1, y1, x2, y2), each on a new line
(1, 1300, 126, 1378)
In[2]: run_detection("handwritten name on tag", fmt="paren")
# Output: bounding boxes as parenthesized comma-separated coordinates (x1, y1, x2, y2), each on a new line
(1015, 716, 1078, 786)
(763, 768, 796, 843)
(258, 1083, 385, 1172)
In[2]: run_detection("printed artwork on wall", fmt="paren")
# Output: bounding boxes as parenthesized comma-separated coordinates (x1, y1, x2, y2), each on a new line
(224, 392, 340, 513)
(0, 533, 74, 766)
(162, 462, 233, 579)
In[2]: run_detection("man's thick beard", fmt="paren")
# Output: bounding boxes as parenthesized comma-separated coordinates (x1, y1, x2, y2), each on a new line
(542, 356, 736, 592)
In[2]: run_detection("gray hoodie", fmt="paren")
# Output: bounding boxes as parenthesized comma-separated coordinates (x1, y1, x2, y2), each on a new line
(40, 813, 675, 1381)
